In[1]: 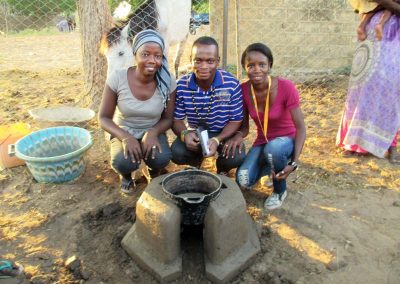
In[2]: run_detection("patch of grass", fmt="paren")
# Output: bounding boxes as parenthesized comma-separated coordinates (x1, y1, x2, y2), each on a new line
(334, 65, 351, 75)
(224, 64, 247, 78)
(193, 0, 209, 13)
(225, 64, 237, 75)
(9, 27, 60, 36)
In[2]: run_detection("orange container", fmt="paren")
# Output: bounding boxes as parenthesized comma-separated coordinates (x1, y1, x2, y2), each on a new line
(0, 123, 31, 169)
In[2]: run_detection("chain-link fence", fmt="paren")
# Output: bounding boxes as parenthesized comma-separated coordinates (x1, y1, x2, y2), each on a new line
(0, 0, 212, 123)
(213, 0, 358, 81)
(1, 0, 357, 165)
(0, 0, 214, 177)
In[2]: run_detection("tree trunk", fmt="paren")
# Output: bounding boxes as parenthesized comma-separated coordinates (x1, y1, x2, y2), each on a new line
(76, 0, 112, 108)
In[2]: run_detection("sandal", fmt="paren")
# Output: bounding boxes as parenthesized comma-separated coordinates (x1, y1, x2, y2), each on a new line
(340, 150, 354, 157)
(388, 146, 400, 164)
(0, 260, 24, 279)
(341, 150, 368, 157)
(120, 177, 136, 195)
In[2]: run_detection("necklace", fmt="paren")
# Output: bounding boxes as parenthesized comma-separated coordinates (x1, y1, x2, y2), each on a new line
(250, 76, 271, 141)
(191, 87, 215, 127)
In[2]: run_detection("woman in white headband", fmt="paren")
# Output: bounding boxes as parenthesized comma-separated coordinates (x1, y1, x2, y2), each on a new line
(99, 29, 176, 194)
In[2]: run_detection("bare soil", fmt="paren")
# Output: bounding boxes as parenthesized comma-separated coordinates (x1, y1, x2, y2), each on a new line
(0, 31, 399, 284)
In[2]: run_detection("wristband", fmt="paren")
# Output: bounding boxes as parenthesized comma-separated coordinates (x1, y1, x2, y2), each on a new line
(180, 129, 190, 142)
(236, 130, 244, 137)
(288, 161, 298, 171)
(210, 137, 220, 145)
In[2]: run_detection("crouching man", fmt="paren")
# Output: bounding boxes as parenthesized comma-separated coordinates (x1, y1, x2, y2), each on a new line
(171, 36, 246, 174)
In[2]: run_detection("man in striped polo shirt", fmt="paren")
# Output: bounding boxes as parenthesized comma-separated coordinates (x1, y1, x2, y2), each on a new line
(171, 36, 246, 174)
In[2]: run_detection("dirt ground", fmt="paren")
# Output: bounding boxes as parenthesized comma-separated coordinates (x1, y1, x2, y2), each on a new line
(1, 31, 399, 284)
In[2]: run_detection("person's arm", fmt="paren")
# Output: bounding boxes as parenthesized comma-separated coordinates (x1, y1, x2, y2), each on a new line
(374, 0, 400, 15)
(153, 90, 176, 134)
(172, 87, 188, 136)
(98, 85, 130, 140)
(289, 107, 306, 164)
(213, 121, 241, 143)
(172, 119, 187, 137)
(171, 87, 201, 151)
(98, 84, 142, 162)
(142, 90, 176, 159)
(205, 120, 241, 156)
(206, 82, 243, 156)
(173, 118, 200, 152)
(222, 107, 249, 158)
(275, 106, 306, 180)
(238, 106, 250, 138)
(274, 79, 306, 180)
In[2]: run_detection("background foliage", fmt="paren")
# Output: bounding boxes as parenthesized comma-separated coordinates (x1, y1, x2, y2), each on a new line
(2, 0, 75, 16)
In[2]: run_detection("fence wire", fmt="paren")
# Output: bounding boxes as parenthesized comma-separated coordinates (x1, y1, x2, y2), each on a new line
(0, 0, 210, 124)
(1, 0, 358, 159)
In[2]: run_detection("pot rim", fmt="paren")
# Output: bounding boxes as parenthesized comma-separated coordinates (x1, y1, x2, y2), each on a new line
(161, 168, 222, 201)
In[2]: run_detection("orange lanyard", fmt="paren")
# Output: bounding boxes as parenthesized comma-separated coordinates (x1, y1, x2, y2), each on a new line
(250, 76, 271, 141)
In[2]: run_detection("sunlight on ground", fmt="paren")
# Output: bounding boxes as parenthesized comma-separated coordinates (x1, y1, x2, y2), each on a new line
(311, 204, 343, 212)
(351, 215, 372, 226)
(24, 265, 41, 277)
(267, 215, 334, 265)
(1, 191, 30, 207)
(2, 253, 16, 259)
(0, 210, 48, 241)
(17, 235, 47, 253)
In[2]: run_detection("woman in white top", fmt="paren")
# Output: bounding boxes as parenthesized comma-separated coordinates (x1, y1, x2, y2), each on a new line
(99, 30, 176, 194)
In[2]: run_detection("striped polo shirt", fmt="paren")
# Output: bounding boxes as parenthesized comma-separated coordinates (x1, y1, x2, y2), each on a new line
(174, 69, 243, 132)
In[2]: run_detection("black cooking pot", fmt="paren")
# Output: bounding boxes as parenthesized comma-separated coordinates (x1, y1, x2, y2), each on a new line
(162, 168, 222, 225)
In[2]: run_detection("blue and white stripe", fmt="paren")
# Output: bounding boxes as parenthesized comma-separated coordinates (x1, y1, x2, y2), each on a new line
(174, 69, 243, 132)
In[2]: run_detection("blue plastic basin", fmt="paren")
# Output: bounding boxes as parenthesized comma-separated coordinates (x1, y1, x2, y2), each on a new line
(15, 126, 93, 183)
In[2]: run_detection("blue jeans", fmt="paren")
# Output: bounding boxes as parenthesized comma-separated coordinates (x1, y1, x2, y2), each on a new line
(110, 133, 171, 179)
(236, 136, 294, 194)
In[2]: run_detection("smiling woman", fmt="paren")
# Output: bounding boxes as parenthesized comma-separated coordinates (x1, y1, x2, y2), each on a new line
(231, 42, 306, 210)
(98, 29, 177, 195)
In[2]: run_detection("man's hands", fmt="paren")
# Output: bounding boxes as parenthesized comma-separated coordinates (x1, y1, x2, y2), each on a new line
(184, 131, 200, 152)
(221, 132, 244, 158)
(205, 137, 219, 157)
(183, 130, 245, 158)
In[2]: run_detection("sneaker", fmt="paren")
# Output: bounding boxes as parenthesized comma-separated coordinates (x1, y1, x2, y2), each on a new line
(264, 191, 287, 210)
(237, 169, 251, 189)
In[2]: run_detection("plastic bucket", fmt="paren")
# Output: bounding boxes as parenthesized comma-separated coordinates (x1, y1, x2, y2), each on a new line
(0, 123, 31, 169)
